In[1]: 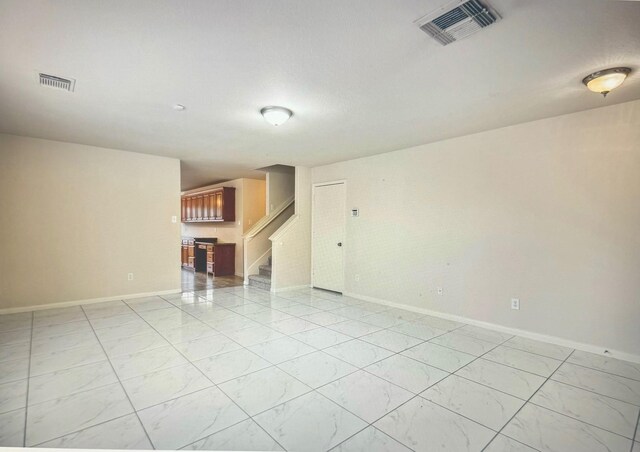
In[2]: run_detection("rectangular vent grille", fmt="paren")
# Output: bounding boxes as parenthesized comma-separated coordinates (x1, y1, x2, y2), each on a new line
(416, 0, 499, 46)
(39, 73, 76, 92)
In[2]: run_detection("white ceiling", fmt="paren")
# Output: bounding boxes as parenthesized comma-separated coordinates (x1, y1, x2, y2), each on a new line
(1, 0, 639, 189)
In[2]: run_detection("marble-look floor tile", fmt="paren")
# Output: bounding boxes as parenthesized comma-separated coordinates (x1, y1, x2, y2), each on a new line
(301, 299, 345, 311)
(324, 339, 394, 368)
(319, 370, 413, 423)
(245, 309, 293, 324)
(387, 308, 424, 323)
(25, 382, 133, 446)
(0, 358, 29, 384)
(331, 426, 412, 452)
(389, 321, 446, 341)
(0, 312, 32, 333)
(254, 391, 367, 452)
(634, 442, 639, 452)
(122, 363, 212, 410)
(89, 312, 146, 330)
(193, 348, 272, 384)
(456, 358, 545, 399)
(93, 321, 155, 342)
(110, 345, 189, 380)
(291, 327, 352, 349)
(269, 317, 320, 335)
(359, 312, 404, 328)
(568, 350, 640, 381)
(100, 330, 169, 358)
(502, 403, 631, 452)
(32, 320, 92, 340)
(173, 333, 242, 361)
(156, 321, 218, 344)
(28, 361, 118, 405)
(33, 307, 86, 327)
(401, 342, 475, 372)
(326, 306, 371, 320)
(416, 315, 465, 332)
(125, 296, 174, 312)
(31, 329, 99, 355)
(0, 408, 25, 446)
(0, 341, 30, 364)
(456, 325, 513, 344)
(278, 351, 358, 388)
(531, 380, 639, 438)
(277, 304, 324, 317)
(208, 316, 262, 333)
(183, 418, 283, 451)
(360, 329, 423, 353)
(484, 434, 538, 451)
(248, 336, 316, 364)
(552, 362, 640, 405)
(225, 325, 286, 347)
(137, 386, 247, 449)
(422, 374, 525, 430)
(483, 346, 563, 377)
(504, 336, 574, 361)
(300, 311, 349, 327)
(365, 354, 449, 393)
(227, 303, 271, 315)
(81, 300, 133, 319)
(0, 328, 32, 346)
(219, 366, 311, 415)
(36, 413, 152, 449)
(0, 379, 27, 414)
(375, 397, 495, 451)
(430, 331, 497, 356)
(329, 319, 383, 338)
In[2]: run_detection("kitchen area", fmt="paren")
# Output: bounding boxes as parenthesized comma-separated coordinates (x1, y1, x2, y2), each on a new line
(180, 178, 267, 290)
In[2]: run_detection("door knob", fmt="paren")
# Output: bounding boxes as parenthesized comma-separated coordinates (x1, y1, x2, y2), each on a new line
(337, 242, 342, 247)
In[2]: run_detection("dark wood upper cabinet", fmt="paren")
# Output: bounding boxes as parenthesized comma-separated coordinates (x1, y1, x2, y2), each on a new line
(181, 187, 235, 223)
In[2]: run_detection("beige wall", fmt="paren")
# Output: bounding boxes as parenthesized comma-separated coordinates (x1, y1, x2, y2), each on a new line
(266, 165, 295, 213)
(271, 167, 312, 291)
(0, 134, 181, 310)
(312, 100, 640, 356)
(181, 178, 266, 276)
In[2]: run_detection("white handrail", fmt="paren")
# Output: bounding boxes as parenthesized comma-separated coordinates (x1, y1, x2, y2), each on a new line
(243, 195, 294, 240)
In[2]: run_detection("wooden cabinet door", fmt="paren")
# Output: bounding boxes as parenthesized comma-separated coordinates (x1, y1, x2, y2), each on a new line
(181, 198, 186, 222)
(195, 196, 204, 220)
(186, 197, 193, 221)
(214, 192, 223, 220)
(181, 245, 188, 266)
(202, 194, 210, 220)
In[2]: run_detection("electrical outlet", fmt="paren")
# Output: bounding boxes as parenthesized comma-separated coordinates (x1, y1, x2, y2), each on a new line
(355, 274, 360, 281)
(511, 298, 520, 310)
(437, 287, 443, 295)
(171, 215, 177, 223)
(127, 273, 134, 281)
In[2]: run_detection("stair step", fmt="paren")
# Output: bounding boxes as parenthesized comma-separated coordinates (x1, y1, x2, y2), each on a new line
(248, 273, 271, 291)
(259, 264, 272, 277)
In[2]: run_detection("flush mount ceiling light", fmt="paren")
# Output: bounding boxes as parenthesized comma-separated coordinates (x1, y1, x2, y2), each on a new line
(582, 67, 631, 97)
(260, 106, 293, 126)
(173, 104, 186, 111)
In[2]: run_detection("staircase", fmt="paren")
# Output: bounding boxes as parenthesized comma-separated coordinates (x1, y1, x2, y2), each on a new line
(248, 256, 272, 290)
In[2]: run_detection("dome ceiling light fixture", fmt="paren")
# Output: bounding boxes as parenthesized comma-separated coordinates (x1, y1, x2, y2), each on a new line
(261, 106, 293, 126)
(582, 67, 631, 98)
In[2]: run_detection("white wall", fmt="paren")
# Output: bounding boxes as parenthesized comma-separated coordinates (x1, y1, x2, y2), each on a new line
(266, 165, 295, 213)
(311, 100, 640, 357)
(0, 134, 181, 310)
(181, 178, 266, 276)
(271, 167, 312, 291)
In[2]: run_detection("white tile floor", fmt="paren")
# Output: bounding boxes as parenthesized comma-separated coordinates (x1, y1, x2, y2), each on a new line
(1, 286, 639, 451)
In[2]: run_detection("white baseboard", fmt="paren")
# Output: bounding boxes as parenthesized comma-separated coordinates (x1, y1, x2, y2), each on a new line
(343, 291, 640, 365)
(273, 284, 311, 293)
(0, 289, 182, 315)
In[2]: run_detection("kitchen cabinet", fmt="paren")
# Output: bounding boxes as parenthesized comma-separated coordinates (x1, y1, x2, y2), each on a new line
(180, 187, 235, 223)
(182, 238, 235, 276)
(181, 238, 195, 269)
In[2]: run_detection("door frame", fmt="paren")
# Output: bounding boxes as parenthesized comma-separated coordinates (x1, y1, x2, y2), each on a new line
(311, 180, 347, 293)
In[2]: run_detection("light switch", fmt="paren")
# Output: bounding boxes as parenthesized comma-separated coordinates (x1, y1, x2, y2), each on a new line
(171, 216, 177, 223)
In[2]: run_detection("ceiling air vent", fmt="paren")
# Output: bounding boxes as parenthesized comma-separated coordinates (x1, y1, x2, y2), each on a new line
(415, 0, 500, 46)
(39, 73, 76, 92)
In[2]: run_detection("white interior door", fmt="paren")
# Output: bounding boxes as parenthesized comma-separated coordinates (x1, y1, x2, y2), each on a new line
(312, 182, 346, 292)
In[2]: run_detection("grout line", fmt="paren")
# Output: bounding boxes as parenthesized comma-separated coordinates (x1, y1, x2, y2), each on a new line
(21, 311, 34, 447)
(80, 304, 156, 449)
(631, 410, 640, 452)
(480, 349, 577, 451)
